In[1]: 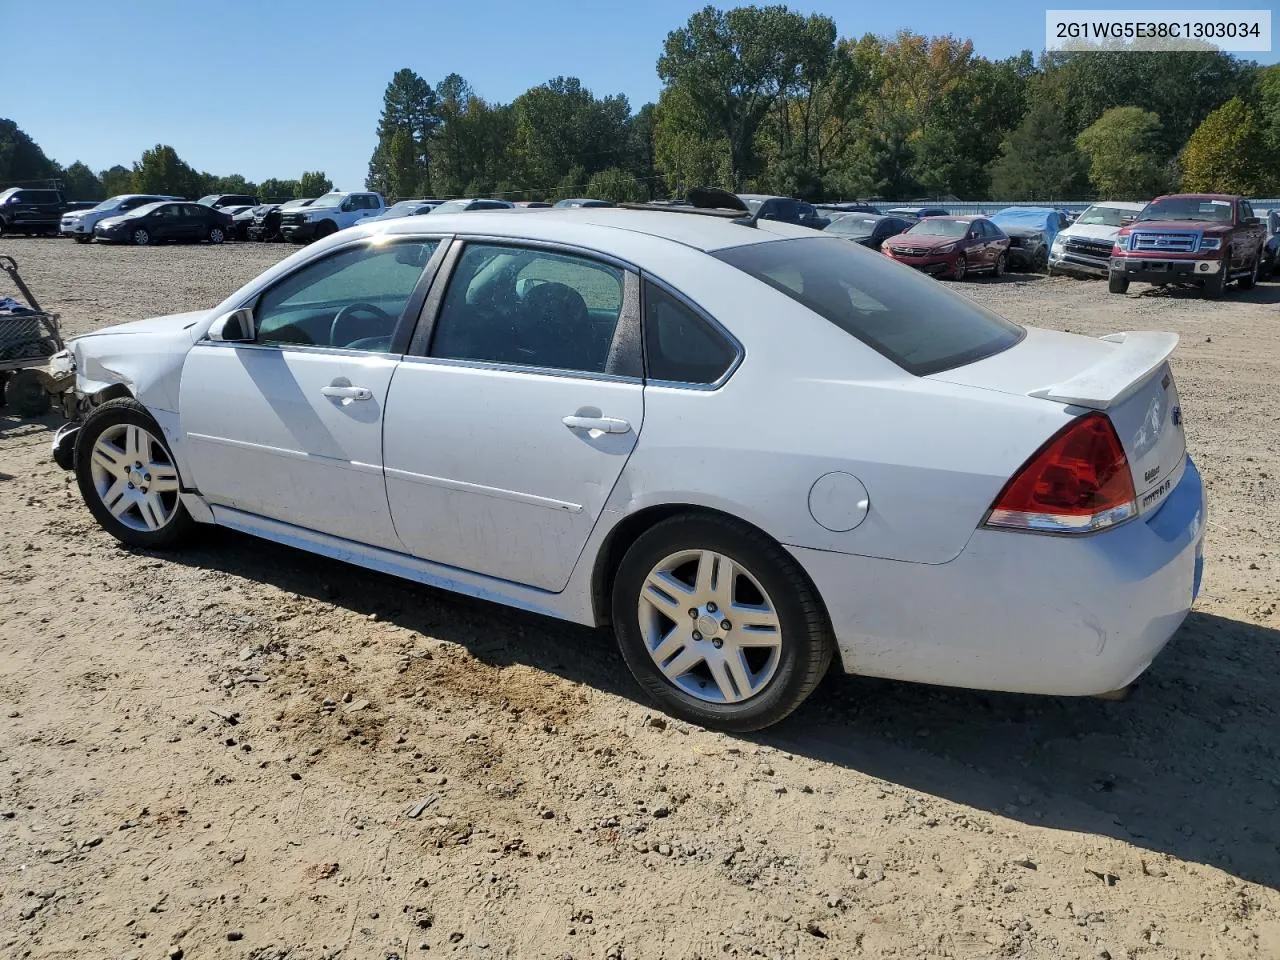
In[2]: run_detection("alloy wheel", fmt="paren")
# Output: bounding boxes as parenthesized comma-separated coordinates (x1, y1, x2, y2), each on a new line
(209, 227, 225, 244)
(88, 423, 181, 532)
(637, 549, 783, 704)
(132, 229, 149, 245)
(952, 255, 966, 281)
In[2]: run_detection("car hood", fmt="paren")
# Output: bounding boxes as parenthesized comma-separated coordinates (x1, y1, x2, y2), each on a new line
(1001, 225, 1045, 239)
(74, 310, 210, 340)
(1131, 219, 1232, 234)
(1056, 222, 1121, 243)
(886, 233, 959, 250)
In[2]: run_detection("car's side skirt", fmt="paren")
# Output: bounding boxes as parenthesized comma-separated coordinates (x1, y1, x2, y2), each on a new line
(208, 505, 595, 626)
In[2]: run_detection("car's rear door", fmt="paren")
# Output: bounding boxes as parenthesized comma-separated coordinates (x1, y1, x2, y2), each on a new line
(383, 240, 645, 591)
(179, 236, 445, 549)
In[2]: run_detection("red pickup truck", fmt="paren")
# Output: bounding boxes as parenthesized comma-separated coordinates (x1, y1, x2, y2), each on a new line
(1109, 193, 1267, 298)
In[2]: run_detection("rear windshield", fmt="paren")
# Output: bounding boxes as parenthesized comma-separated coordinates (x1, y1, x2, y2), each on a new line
(712, 237, 1024, 376)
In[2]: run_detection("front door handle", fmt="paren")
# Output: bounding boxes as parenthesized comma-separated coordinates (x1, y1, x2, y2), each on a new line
(562, 415, 630, 434)
(321, 384, 373, 401)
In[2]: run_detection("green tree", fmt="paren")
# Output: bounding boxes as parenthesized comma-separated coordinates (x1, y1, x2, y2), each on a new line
(510, 77, 631, 193)
(366, 68, 439, 195)
(584, 167, 648, 203)
(658, 5, 823, 187)
(1180, 97, 1268, 195)
(258, 177, 300, 200)
(99, 165, 133, 196)
(61, 161, 105, 200)
(131, 144, 201, 197)
(1075, 107, 1170, 198)
(653, 85, 733, 193)
(387, 130, 420, 199)
(0, 118, 58, 186)
(988, 99, 1088, 200)
(298, 171, 333, 197)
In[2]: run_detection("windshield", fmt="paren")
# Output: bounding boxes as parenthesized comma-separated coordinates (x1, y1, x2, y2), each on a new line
(196, 195, 220, 206)
(1139, 197, 1234, 223)
(713, 237, 1024, 376)
(309, 194, 345, 209)
(825, 217, 878, 238)
(280, 199, 311, 210)
(90, 195, 131, 212)
(1075, 205, 1134, 227)
(741, 198, 763, 213)
(906, 218, 969, 238)
(434, 199, 473, 213)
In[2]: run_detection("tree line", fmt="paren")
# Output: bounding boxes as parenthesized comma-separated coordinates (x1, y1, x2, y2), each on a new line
(0, 120, 332, 202)
(5, 4, 1280, 205)
(361, 6, 1279, 202)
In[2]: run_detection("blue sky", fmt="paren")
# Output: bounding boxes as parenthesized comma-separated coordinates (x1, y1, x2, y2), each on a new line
(3, 1, 1275, 192)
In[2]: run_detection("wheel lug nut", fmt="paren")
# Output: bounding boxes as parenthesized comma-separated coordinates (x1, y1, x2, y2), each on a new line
(706, 602, 717, 613)
(712, 638, 723, 649)
(688, 608, 699, 619)
(691, 630, 702, 641)
(721, 620, 732, 631)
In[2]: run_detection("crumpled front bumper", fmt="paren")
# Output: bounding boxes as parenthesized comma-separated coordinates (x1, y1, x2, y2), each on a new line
(52, 420, 79, 470)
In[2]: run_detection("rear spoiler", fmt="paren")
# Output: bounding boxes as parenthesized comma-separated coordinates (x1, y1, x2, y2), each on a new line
(1028, 331, 1179, 410)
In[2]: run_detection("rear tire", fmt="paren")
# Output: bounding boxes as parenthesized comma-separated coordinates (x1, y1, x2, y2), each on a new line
(74, 234, 93, 244)
(74, 397, 195, 549)
(1108, 273, 1129, 294)
(207, 226, 225, 245)
(611, 513, 835, 732)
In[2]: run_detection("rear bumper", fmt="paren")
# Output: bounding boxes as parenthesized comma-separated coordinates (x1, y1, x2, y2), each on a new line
(791, 456, 1206, 696)
(1111, 256, 1221, 283)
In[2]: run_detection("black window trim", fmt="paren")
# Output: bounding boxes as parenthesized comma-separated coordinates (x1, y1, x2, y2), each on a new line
(639, 271, 744, 391)
(214, 233, 452, 357)
(402, 235, 644, 384)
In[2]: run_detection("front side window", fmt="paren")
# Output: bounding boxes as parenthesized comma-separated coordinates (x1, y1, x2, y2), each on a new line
(713, 237, 1024, 376)
(254, 240, 438, 351)
(429, 243, 629, 375)
(644, 282, 737, 385)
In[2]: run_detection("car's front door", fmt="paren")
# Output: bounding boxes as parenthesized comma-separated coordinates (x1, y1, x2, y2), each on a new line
(179, 236, 444, 549)
(383, 241, 645, 591)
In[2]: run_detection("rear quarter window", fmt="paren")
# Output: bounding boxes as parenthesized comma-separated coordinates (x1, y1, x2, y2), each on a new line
(713, 237, 1024, 376)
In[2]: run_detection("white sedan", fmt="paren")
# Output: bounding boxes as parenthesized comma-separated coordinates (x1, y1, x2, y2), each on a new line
(52, 208, 1206, 731)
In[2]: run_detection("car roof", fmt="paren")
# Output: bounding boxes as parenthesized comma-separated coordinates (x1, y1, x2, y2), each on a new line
(365, 207, 816, 259)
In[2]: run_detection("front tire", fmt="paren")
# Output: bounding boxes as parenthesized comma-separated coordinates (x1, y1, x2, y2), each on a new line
(1032, 245, 1048, 271)
(74, 398, 194, 548)
(948, 254, 967, 282)
(131, 227, 151, 246)
(611, 514, 834, 732)
(993, 253, 1007, 278)
(74, 234, 93, 244)
(5, 368, 51, 416)
(1203, 269, 1226, 299)
(1108, 273, 1129, 294)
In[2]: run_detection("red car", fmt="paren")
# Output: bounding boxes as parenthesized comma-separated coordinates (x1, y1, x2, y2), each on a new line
(882, 216, 1011, 281)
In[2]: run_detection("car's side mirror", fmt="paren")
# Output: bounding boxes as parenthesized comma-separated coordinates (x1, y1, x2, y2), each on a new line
(207, 307, 256, 343)
(340, 201, 354, 212)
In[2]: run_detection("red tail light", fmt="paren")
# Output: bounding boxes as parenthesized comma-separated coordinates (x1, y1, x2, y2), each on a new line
(985, 413, 1136, 534)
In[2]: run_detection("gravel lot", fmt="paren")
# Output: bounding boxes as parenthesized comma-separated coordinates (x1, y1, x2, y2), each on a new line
(1, 237, 1278, 960)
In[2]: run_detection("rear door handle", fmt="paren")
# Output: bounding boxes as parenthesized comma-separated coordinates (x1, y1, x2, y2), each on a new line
(321, 384, 373, 401)
(562, 415, 630, 434)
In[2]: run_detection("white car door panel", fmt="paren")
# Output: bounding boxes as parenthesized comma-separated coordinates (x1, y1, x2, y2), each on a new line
(383, 240, 645, 591)
(384, 361, 643, 591)
(180, 346, 403, 549)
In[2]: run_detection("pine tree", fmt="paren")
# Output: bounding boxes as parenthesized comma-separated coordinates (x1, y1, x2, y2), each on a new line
(366, 69, 439, 194)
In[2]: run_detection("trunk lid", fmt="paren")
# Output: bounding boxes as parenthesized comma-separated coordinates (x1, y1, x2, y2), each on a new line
(931, 328, 1186, 516)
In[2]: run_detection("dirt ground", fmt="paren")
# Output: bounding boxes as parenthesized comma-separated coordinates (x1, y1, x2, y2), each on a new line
(1, 238, 1277, 960)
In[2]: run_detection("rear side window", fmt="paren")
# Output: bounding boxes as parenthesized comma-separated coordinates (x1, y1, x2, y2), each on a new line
(644, 282, 737, 385)
(713, 237, 1024, 376)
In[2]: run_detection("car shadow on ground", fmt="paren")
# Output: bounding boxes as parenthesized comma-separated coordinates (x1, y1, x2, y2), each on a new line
(0, 410, 58, 440)
(1134, 282, 1280, 304)
(167, 527, 1280, 891)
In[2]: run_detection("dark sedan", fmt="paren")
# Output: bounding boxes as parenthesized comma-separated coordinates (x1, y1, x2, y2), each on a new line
(824, 214, 911, 250)
(93, 201, 234, 245)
